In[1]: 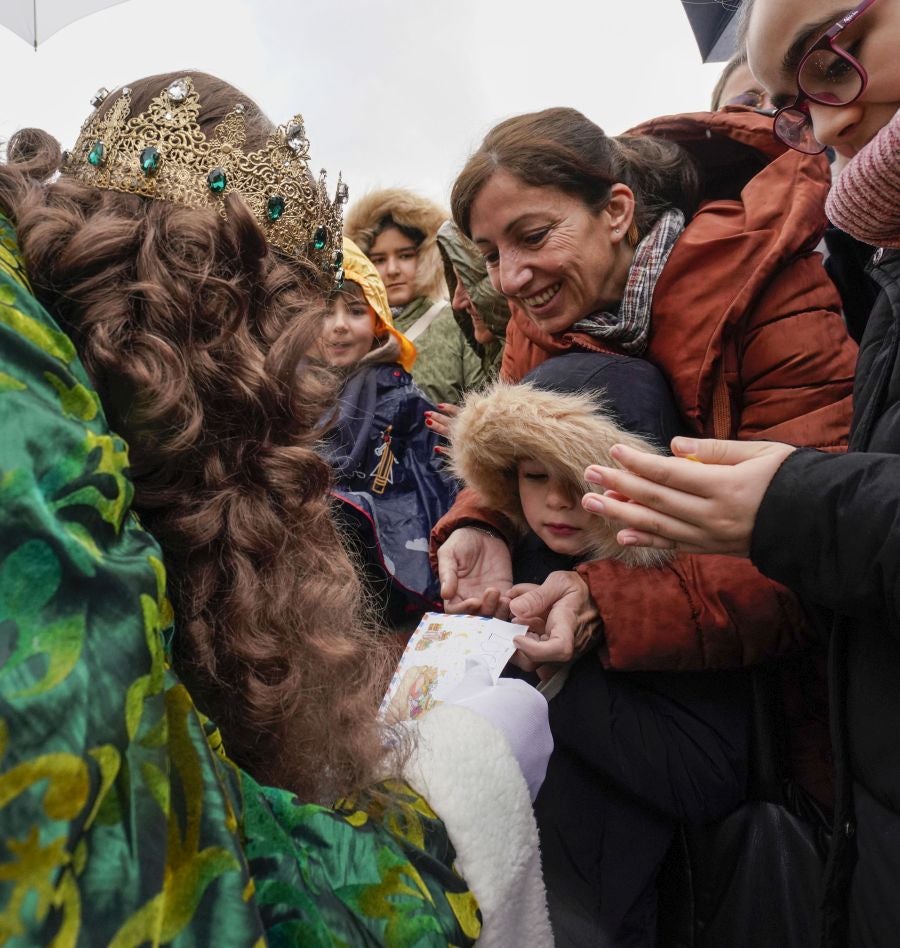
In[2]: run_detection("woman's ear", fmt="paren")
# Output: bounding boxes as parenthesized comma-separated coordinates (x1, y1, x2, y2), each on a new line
(604, 183, 636, 245)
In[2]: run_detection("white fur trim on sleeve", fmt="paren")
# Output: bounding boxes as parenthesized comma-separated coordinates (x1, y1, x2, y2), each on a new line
(403, 704, 553, 947)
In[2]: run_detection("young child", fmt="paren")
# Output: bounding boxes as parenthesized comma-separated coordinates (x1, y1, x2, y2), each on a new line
(315, 238, 456, 627)
(448, 353, 750, 945)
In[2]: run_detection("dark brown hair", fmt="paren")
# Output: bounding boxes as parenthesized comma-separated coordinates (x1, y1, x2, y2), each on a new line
(451, 106, 700, 240)
(0, 71, 392, 801)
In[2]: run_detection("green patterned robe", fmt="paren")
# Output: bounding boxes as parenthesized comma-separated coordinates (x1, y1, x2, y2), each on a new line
(0, 214, 481, 947)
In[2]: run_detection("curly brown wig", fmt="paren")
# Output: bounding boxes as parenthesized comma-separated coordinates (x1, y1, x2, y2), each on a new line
(0, 71, 393, 801)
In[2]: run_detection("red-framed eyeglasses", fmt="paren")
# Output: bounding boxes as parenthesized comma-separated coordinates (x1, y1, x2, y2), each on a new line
(773, 0, 878, 154)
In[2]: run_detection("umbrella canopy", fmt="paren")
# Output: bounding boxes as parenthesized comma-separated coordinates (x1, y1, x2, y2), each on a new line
(681, 0, 742, 63)
(0, 0, 132, 49)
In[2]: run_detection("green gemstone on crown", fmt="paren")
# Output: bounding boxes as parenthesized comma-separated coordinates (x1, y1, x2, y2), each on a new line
(266, 194, 286, 221)
(332, 249, 344, 268)
(87, 141, 106, 167)
(313, 225, 328, 251)
(139, 146, 161, 175)
(207, 167, 227, 194)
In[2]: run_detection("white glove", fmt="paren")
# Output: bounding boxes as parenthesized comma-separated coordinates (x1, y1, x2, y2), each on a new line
(443, 657, 553, 801)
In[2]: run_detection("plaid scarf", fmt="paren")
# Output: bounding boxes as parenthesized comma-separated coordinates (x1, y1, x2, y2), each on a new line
(572, 208, 685, 355)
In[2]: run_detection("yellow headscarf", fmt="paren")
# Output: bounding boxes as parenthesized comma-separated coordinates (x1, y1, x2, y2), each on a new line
(341, 237, 417, 372)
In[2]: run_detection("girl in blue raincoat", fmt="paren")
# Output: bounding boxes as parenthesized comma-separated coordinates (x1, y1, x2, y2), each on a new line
(313, 238, 457, 627)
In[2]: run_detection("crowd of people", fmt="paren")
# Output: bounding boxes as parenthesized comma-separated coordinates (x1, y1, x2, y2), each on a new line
(2, 0, 897, 944)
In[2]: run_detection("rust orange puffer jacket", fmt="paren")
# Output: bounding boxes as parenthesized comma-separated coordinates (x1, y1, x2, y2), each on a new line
(435, 108, 858, 675)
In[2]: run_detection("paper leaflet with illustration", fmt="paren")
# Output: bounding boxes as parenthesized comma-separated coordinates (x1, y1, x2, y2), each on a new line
(380, 612, 528, 721)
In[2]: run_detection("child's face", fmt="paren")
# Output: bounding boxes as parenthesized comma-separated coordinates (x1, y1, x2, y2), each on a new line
(321, 292, 376, 367)
(368, 226, 419, 307)
(517, 459, 592, 557)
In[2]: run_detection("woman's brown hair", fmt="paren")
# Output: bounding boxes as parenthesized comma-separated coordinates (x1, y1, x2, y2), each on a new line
(0, 71, 392, 801)
(451, 106, 700, 241)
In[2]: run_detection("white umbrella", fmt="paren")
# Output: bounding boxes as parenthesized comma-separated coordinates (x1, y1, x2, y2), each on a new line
(0, 0, 133, 49)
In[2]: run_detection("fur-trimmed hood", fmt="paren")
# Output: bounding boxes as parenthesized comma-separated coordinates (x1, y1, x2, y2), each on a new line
(448, 382, 668, 567)
(344, 188, 448, 303)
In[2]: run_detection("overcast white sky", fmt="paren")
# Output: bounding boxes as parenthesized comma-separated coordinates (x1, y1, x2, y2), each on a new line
(0, 0, 729, 208)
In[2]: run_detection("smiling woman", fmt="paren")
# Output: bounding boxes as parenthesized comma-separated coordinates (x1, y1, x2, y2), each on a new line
(433, 101, 860, 943)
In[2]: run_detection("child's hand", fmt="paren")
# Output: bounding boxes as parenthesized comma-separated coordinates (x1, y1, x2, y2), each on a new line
(425, 403, 460, 439)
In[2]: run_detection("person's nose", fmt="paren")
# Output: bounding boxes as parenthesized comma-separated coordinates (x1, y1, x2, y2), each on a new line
(498, 252, 532, 298)
(385, 253, 401, 277)
(808, 100, 863, 152)
(546, 483, 572, 511)
(452, 280, 469, 311)
(329, 312, 349, 334)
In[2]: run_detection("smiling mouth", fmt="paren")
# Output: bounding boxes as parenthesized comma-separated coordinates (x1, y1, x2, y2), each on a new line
(523, 283, 561, 308)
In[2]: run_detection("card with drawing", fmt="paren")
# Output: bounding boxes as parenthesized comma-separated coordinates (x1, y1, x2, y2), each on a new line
(380, 612, 528, 721)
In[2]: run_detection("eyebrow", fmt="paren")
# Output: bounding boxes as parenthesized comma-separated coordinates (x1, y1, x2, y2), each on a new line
(781, 8, 855, 76)
(473, 212, 549, 246)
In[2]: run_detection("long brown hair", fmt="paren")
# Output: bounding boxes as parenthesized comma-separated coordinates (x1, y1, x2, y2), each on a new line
(0, 71, 392, 801)
(451, 106, 699, 240)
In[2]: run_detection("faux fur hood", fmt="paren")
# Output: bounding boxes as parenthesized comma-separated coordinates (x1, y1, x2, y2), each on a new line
(344, 188, 448, 302)
(448, 382, 669, 567)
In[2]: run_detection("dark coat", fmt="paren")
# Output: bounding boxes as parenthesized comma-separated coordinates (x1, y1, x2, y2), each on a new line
(752, 248, 900, 948)
(515, 354, 749, 947)
(326, 363, 456, 616)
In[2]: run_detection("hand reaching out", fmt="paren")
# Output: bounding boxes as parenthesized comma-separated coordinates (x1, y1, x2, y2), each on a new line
(438, 526, 513, 616)
(508, 571, 601, 679)
(425, 403, 460, 440)
(581, 437, 796, 555)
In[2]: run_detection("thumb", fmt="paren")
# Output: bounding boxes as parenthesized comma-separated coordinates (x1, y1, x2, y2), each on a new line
(437, 552, 459, 600)
(670, 437, 780, 466)
(509, 574, 568, 621)
(509, 584, 547, 622)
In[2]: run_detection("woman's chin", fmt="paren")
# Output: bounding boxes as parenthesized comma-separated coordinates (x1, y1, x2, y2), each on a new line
(525, 308, 579, 336)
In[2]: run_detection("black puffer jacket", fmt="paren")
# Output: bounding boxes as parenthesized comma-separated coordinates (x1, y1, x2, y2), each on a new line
(752, 248, 900, 948)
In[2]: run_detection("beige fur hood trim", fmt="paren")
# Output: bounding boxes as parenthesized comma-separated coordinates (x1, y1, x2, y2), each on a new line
(448, 382, 670, 567)
(343, 188, 448, 302)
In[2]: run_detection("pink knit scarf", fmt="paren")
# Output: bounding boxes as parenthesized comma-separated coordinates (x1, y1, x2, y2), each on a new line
(826, 108, 900, 249)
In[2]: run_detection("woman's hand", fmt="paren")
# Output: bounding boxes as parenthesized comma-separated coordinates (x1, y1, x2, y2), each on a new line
(425, 403, 460, 440)
(581, 437, 797, 555)
(438, 527, 514, 615)
(508, 571, 601, 679)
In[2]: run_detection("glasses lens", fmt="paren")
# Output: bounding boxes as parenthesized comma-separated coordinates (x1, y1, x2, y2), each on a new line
(774, 108, 826, 154)
(799, 48, 864, 104)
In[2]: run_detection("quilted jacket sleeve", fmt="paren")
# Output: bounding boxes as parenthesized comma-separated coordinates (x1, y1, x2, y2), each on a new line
(730, 253, 857, 451)
(577, 554, 816, 671)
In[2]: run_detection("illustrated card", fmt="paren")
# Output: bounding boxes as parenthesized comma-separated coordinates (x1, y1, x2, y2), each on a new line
(380, 612, 527, 721)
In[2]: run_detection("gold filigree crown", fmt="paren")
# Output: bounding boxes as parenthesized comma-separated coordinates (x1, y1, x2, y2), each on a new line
(62, 77, 347, 279)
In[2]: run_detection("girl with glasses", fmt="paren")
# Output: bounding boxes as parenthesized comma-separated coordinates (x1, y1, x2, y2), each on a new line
(582, 1, 900, 944)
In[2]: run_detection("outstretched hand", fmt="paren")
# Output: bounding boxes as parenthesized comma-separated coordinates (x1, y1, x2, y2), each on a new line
(438, 526, 513, 616)
(508, 571, 601, 679)
(581, 437, 797, 555)
(425, 403, 460, 440)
